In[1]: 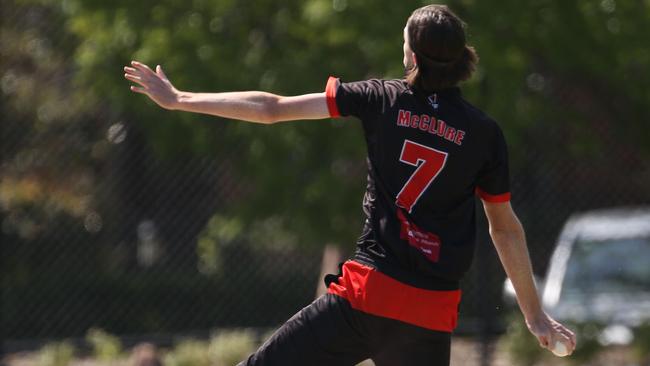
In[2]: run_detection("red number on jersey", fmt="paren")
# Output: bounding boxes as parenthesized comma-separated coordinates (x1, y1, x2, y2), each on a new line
(396, 140, 448, 213)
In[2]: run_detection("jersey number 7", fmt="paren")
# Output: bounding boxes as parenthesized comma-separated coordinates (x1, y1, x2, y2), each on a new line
(396, 140, 448, 213)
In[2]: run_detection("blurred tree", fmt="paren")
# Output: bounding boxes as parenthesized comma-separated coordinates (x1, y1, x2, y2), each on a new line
(58, 0, 649, 252)
(460, 0, 650, 155)
(59, 0, 419, 253)
(2, 0, 649, 338)
(456, 0, 650, 268)
(1, 0, 114, 275)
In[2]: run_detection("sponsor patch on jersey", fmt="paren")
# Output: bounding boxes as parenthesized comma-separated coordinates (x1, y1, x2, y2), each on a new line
(397, 210, 441, 262)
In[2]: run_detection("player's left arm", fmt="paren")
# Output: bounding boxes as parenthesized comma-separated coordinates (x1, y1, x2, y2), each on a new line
(482, 200, 576, 354)
(124, 61, 331, 124)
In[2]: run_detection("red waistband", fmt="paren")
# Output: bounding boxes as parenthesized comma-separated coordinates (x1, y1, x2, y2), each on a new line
(327, 260, 461, 332)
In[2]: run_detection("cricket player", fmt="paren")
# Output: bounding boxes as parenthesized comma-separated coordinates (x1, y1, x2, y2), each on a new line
(125, 4, 576, 365)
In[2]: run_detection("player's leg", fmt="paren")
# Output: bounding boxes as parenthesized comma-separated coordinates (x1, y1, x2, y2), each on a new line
(369, 317, 451, 366)
(238, 293, 371, 366)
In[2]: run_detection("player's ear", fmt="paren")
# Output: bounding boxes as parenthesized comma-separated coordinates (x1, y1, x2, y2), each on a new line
(412, 53, 418, 67)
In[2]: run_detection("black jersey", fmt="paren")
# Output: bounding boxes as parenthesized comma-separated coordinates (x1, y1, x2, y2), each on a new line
(325, 77, 511, 290)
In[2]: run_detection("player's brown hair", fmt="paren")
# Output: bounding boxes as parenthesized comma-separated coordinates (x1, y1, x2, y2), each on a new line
(405, 5, 478, 92)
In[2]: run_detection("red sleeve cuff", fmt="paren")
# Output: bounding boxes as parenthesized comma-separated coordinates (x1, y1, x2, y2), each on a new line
(476, 187, 511, 203)
(325, 76, 340, 118)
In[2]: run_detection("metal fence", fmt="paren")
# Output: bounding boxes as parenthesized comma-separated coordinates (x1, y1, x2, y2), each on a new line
(2, 1, 650, 365)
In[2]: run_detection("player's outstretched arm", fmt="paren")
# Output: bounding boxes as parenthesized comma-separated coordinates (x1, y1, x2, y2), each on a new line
(123, 61, 330, 124)
(482, 200, 577, 356)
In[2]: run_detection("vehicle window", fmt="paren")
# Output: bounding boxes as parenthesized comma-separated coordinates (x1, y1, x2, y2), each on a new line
(562, 237, 650, 294)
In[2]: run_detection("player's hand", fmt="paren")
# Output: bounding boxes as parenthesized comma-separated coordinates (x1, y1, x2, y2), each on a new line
(124, 61, 180, 110)
(526, 312, 576, 356)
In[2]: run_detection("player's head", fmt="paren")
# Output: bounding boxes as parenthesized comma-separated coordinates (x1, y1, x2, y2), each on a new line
(403, 5, 478, 93)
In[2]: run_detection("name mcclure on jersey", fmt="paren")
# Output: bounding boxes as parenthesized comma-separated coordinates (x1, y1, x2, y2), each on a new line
(396, 109, 466, 146)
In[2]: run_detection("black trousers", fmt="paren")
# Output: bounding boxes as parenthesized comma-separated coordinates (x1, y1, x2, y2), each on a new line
(238, 293, 451, 366)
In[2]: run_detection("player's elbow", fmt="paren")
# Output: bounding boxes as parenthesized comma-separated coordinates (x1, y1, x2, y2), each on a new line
(489, 227, 512, 242)
(489, 224, 525, 248)
(259, 95, 283, 124)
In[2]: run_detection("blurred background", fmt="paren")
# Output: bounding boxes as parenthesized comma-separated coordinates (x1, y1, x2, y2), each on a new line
(2, 0, 649, 365)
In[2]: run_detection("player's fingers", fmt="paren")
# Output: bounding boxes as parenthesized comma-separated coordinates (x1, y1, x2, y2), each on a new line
(124, 67, 148, 81)
(131, 60, 151, 71)
(131, 61, 156, 77)
(124, 66, 140, 75)
(124, 73, 141, 81)
(570, 333, 577, 349)
(537, 333, 550, 348)
(553, 324, 575, 344)
(130, 85, 148, 94)
(124, 73, 148, 88)
(561, 329, 576, 349)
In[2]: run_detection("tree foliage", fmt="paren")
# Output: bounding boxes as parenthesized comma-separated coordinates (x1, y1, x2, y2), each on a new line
(1, 0, 646, 254)
(3, 0, 650, 338)
(59, 0, 649, 246)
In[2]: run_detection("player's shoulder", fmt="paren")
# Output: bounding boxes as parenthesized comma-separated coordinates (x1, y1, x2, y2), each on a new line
(377, 79, 411, 101)
(341, 78, 406, 91)
(380, 78, 410, 89)
(340, 78, 411, 107)
(457, 97, 503, 133)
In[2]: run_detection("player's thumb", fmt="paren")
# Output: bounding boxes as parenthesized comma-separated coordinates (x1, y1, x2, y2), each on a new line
(537, 332, 551, 349)
(156, 65, 168, 80)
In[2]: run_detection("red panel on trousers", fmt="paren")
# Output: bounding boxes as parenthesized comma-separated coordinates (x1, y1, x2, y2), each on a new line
(328, 260, 461, 333)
